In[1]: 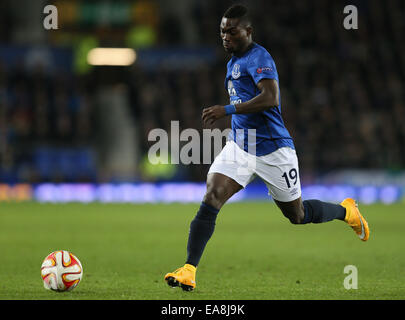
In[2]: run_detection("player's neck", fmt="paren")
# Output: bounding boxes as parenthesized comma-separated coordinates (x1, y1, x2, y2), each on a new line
(233, 41, 254, 57)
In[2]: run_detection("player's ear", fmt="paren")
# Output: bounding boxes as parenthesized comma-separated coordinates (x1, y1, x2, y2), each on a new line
(246, 26, 253, 38)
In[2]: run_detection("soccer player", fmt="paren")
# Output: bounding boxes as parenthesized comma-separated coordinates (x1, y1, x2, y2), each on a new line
(164, 4, 369, 291)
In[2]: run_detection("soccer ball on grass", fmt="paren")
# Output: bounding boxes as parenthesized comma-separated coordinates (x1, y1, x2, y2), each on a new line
(41, 250, 83, 292)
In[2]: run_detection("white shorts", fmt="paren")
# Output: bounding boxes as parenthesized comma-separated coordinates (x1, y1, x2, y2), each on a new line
(208, 140, 302, 202)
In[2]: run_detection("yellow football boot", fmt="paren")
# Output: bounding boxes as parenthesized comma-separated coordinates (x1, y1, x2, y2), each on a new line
(340, 198, 370, 241)
(164, 264, 196, 291)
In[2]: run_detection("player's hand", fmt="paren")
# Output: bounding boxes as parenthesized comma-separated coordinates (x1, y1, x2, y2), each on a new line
(202, 105, 226, 126)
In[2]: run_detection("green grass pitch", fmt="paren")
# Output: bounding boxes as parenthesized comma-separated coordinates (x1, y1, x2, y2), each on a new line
(0, 201, 404, 300)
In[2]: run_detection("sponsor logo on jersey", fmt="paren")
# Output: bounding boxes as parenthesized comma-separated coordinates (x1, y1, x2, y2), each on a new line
(256, 66, 273, 74)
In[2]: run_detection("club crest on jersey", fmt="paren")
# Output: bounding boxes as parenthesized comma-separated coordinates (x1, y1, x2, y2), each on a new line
(232, 64, 241, 79)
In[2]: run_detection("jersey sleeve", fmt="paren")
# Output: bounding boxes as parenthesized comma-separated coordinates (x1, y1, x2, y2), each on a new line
(247, 51, 277, 84)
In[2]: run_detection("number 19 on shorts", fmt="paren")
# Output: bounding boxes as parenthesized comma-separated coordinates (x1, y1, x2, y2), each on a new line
(282, 168, 298, 188)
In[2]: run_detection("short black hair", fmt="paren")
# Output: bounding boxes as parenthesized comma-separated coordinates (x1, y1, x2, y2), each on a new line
(223, 4, 251, 27)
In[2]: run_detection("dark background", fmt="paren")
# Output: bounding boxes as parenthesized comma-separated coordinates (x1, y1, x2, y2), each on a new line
(0, 0, 404, 185)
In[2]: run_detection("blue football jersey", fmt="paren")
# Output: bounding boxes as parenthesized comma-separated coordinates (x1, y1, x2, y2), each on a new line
(225, 42, 294, 156)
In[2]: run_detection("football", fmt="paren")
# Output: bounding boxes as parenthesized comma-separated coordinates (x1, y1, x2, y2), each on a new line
(40, 250, 83, 292)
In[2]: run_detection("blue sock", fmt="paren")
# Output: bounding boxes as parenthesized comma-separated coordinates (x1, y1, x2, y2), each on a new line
(302, 200, 346, 224)
(186, 202, 219, 267)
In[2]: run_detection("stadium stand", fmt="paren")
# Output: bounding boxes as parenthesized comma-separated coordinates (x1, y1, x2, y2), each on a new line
(0, 0, 404, 183)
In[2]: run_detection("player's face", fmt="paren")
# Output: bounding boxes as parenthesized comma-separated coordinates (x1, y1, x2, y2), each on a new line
(220, 17, 251, 54)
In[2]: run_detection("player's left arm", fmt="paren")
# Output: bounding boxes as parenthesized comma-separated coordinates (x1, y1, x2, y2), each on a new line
(234, 79, 279, 114)
(202, 79, 279, 125)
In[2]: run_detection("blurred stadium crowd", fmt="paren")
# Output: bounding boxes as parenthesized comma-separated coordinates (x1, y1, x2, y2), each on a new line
(0, 0, 404, 184)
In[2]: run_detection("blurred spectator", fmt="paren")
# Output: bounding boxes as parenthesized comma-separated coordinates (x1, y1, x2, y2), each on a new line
(0, 61, 96, 183)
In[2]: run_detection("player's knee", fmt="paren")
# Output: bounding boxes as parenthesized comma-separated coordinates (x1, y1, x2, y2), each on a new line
(203, 187, 227, 209)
